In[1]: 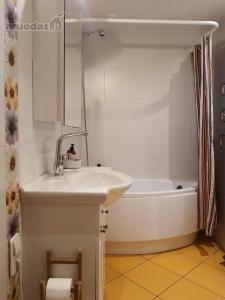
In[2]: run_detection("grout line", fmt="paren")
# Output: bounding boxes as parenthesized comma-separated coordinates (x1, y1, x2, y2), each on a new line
(150, 251, 203, 275)
(139, 253, 158, 261)
(105, 257, 147, 276)
(105, 266, 121, 284)
(122, 273, 157, 297)
(155, 275, 183, 297)
(178, 245, 219, 261)
(105, 267, 156, 297)
(156, 261, 204, 297)
(149, 259, 187, 277)
(204, 260, 225, 273)
(157, 248, 225, 299)
(107, 259, 181, 298)
(122, 260, 149, 275)
(203, 249, 225, 273)
(105, 244, 224, 299)
(105, 250, 201, 292)
(183, 277, 225, 299)
(105, 275, 121, 285)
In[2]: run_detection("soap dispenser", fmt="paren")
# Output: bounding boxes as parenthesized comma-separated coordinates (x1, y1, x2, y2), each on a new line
(63, 144, 82, 169)
(67, 144, 76, 155)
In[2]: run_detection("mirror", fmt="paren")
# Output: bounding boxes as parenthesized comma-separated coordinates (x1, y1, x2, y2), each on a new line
(64, 0, 82, 128)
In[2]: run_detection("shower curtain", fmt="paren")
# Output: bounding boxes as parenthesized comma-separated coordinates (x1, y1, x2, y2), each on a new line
(192, 35, 217, 236)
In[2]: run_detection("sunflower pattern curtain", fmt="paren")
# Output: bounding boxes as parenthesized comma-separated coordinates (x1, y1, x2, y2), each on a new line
(191, 35, 217, 236)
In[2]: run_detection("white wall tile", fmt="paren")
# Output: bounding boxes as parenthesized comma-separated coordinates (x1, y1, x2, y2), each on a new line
(105, 67, 172, 104)
(126, 47, 188, 69)
(170, 56, 195, 105)
(18, 48, 37, 144)
(17, 0, 33, 57)
(19, 142, 55, 185)
(85, 29, 197, 180)
(103, 137, 148, 177)
(146, 135, 170, 178)
(169, 105, 192, 142)
(17, 0, 61, 184)
(105, 68, 127, 101)
(104, 32, 128, 67)
(85, 67, 105, 103)
(83, 36, 105, 67)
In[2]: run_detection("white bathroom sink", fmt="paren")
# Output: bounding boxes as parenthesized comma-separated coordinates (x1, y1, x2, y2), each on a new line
(21, 167, 133, 206)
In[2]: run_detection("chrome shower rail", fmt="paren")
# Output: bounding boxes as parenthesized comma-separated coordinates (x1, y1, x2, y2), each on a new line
(65, 18, 219, 37)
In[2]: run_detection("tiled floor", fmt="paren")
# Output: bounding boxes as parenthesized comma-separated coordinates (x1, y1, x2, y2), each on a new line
(104, 240, 225, 300)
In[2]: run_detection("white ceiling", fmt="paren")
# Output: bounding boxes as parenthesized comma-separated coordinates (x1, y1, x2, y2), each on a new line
(66, 0, 225, 24)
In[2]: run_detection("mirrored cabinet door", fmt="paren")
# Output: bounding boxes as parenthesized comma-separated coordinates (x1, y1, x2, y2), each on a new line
(64, 4, 82, 128)
(33, 0, 83, 128)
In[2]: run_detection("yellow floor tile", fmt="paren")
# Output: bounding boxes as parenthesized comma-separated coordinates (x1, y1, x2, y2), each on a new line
(141, 253, 158, 260)
(105, 265, 120, 283)
(104, 276, 154, 300)
(186, 263, 225, 297)
(125, 261, 180, 296)
(151, 251, 200, 276)
(205, 250, 225, 272)
(160, 278, 224, 300)
(105, 255, 145, 274)
(179, 242, 218, 261)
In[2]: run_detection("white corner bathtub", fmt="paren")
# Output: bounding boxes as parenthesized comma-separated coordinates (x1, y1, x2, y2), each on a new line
(106, 179, 198, 254)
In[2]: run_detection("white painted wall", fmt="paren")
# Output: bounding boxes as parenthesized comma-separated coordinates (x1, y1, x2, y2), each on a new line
(84, 30, 198, 180)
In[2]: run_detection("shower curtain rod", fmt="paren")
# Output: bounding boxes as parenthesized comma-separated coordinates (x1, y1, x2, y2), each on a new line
(65, 18, 219, 36)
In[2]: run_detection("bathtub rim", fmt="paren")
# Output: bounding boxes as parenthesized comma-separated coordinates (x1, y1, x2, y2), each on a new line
(106, 232, 198, 255)
(123, 187, 197, 198)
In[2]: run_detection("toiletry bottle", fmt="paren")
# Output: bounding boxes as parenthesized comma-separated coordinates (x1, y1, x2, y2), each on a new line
(67, 144, 76, 155)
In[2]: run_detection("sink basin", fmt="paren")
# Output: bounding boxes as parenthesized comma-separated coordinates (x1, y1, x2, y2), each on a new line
(21, 167, 133, 206)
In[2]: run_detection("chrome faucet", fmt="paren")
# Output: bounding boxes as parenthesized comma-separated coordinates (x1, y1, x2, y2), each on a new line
(54, 131, 88, 175)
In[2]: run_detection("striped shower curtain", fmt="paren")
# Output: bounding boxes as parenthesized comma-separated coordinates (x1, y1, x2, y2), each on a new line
(191, 35, 217, 236)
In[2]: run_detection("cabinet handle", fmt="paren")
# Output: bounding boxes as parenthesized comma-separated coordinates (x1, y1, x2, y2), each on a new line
(100, 229, 106, 234)
(101, 210, 109, 214)
(103, 225, 108, 229)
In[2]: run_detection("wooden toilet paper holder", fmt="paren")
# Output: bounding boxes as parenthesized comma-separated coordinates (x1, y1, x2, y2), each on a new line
(40, 250, 82, 300)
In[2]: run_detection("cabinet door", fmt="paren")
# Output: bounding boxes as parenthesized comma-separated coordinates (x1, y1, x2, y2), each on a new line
(96, 207, 108, 300)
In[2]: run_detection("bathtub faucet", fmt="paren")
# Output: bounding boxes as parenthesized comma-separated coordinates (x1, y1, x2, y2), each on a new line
(54, 131, 88, 175)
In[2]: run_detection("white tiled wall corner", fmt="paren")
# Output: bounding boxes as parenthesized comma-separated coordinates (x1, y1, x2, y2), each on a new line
(0, 147, 7, 300)
(84, 30, 198, 180)
(0, 1, 7, 297)
(0, 0, 5, 147)
(17, 0, 61, 185)
(17, 0, 32, 57)
(18, 42, 61, 183)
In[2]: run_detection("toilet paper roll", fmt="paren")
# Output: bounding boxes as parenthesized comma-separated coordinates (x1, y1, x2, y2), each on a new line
(46, 278, 73, 300)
